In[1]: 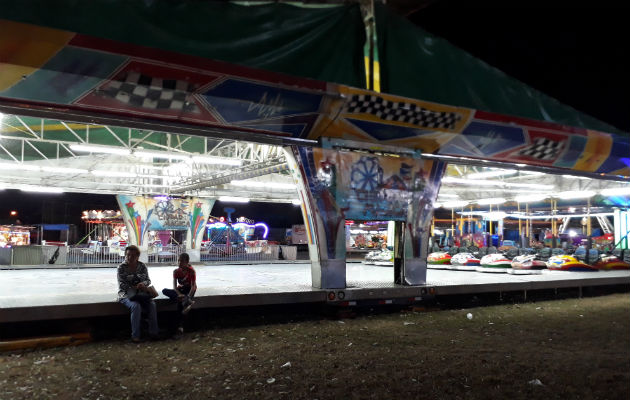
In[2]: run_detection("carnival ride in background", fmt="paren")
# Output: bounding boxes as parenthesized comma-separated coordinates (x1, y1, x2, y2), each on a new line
(201, 207, 274, 260)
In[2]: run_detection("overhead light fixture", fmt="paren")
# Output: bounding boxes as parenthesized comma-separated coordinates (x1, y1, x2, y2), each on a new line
(70, 144, 131, 155)
(91, 170, 138, 178)
(41, 166, 89, 174)
(507, 212, 612, 220)
(514, 194, 550, 203)
(484, 211, 507, 220)
(466, 169, 517, 179)
(230, 180, 296, 190)
(441, 177, 553, 190)
(562, 174, 592, 180)
(601, 187, 630, 196)
(134, 150, 190, 161)
(442, 200, 469, 208)
(192, 156, 242, 166)
(556, 190, 596, 200)
(476, 197, 506, 205)
(0, 162, 40, 172)
(218, 196, 250, 203)
(18, 185, 64, 193)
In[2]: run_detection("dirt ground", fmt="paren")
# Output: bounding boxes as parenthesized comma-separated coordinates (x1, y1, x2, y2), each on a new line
(1, 292, 629, 400)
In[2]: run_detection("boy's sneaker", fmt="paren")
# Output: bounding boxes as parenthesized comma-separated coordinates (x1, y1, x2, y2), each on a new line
(182, 300, 195, 315)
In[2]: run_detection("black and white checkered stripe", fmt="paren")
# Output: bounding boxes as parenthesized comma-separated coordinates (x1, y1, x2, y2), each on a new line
(518, 137, 565, 160)
(344, 94, 462, 130)
(100, 72, 198, 112)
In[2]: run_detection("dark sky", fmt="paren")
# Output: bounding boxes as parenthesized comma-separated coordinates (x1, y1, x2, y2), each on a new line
(409, 1, 630, 132)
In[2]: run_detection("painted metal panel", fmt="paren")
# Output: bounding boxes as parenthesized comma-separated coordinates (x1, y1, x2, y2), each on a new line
(1, 20, 628, 178)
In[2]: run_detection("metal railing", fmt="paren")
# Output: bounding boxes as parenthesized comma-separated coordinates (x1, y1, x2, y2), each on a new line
(200, 244, 280, 262)
(67, 244, 187, 265)
(1, 243, 292, 266)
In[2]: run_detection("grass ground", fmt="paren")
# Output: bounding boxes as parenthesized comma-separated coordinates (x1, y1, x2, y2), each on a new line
(1, 292, 628, 400)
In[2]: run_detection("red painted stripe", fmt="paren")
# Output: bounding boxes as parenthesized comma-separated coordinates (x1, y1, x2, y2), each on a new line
(474, 110, 589, 136)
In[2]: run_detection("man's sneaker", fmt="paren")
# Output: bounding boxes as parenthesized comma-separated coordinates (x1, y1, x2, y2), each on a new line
(182, 300, 195, 315)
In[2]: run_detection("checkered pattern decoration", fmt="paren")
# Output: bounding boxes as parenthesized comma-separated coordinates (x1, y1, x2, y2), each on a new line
(344, 94, 462, 130)
(518, 137, 565, 160)
(100, 72, 198, 112)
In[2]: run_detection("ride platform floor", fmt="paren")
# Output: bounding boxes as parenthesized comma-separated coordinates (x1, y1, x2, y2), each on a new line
(1, 263, 628, 323)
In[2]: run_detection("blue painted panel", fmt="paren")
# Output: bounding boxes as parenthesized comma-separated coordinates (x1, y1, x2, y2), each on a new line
(201, 79, 322, 123)
(346, 118, 433, 141)
(0, 47, 126, 104)
(459, 121, 525, 156)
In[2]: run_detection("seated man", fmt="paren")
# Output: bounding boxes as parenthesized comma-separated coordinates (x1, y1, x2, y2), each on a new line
(117, 245, 159, 342)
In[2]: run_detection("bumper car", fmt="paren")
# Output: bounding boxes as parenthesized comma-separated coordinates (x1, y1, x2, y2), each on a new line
(449, 252, 481, 271)
(363, 250, 381, 265)
(374, 250, 394, 266)
(546, 255, 598, 271)
(593, 255, 630, 270)
(427, 252, 452, 269)
(508, 254, 547, 275)
(477, 253, 512, 273)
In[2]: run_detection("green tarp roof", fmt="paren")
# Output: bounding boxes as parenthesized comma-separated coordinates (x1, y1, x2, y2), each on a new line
(0, 0, 624, 136)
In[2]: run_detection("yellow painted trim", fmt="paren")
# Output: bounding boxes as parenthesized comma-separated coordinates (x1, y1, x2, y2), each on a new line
(0, 20, 75, 91)
(0, 123, 104, 134)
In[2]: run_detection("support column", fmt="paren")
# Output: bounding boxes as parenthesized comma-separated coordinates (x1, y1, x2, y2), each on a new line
(285, 147, 347, 289)
(286, 145, 444, 288)
(400, 159, 446, 285)
(117, 195, 151, 262)
(185, 198, 215, 262)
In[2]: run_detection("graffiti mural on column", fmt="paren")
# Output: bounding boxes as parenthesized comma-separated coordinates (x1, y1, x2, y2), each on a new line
(187, 200, 215, 250)
(116, 195, 213, 249)
(289, 145, 444, 286)
(116, 196, 153, 246)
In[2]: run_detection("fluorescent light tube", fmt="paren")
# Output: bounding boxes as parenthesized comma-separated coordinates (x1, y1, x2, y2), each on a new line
(192, 156, 242, 166)
(0, 163, 40, 171)
(231, 180, 296, 190)
(466, 169, 517, 179)
(19, 185, 64, 193)
(41, 166, 89, 174)
(476, 197, 506, 205)
(70, 144, 131, 155)
(442, 200, 469, 208)
(601, 187, 630, 196)
(91, 170, 138, 178)
(514, 194, 550, 203)
(218, 196, 250, 203)
(134, 150, 190, 161)
(556, 190, 596, 200)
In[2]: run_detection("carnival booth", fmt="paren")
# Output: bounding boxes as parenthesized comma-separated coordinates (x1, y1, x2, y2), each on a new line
(0, 225, 32, 248)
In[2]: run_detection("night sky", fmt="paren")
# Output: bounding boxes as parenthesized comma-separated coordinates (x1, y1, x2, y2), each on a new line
(2, 2, 628, 235)
(410, 1, 630, 132)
